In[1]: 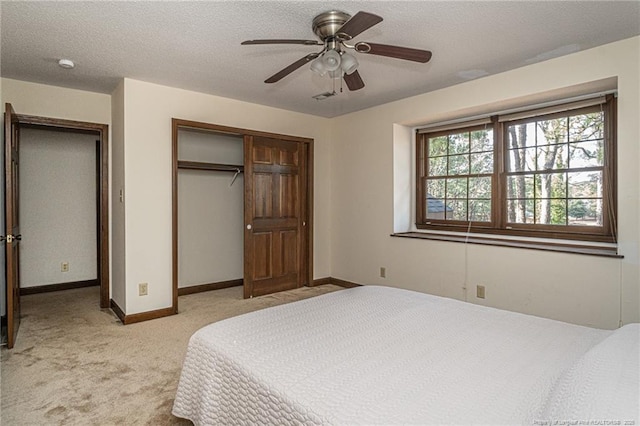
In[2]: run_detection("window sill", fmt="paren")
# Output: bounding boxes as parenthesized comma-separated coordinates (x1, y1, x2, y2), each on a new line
(391, 232, 623, 258)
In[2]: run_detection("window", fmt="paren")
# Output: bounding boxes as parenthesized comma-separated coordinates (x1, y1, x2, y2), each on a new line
(416, 95, 616, 243)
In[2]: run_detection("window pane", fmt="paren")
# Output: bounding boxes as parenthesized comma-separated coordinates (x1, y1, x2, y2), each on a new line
(568, 171, 602, 198)
(470, 152, 493, 174)
(448, 132, 469, 154)
(507, 147, 536, 172)
(506, 122, 536, 148)
(470, 130, 493, 152)
(428, 136, 448, 157)
(426, 178, 445, 199)
(569, 140, 603, 168)
(469, 176, 491, 199)
(469, 200, 491, 222)
(422, 126, 495, 224)
(550, 199, 567, 225)
(568, 199, 602, 226)
(426, 195, 447, 219)
(446, 177, 467, 199)
(569, 112, 603, 142)
(507, 175, 534, 199)
(448, 200, 467, 220)
(507, 199, 534, 223)
(536, 118, 568, 145)
(428, 156, 447, 176)
(534, 199, 552, 225)
(534, 173, 566, 199)
(448, 154, 469, 175)
(536, 145, 568, 170)
(535, 199, 566, 225)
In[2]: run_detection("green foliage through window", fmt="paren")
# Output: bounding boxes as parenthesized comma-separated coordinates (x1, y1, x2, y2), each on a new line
(424, 127, 493, 222)
(416, 96, 616, 243)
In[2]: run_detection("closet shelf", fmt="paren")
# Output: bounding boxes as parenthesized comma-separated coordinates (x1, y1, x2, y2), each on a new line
(177, 161, 244, 173)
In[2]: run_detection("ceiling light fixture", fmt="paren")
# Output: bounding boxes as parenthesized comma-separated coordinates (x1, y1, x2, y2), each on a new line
(340, 52, 358, 75)
(58, 59, 75, 69)
(310, 49, 359, 79)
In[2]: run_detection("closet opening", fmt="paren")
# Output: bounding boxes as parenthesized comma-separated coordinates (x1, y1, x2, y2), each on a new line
(20, 125, 101, 293)
(171, 119, 314, 311)
(3, 106, 109, 349)
(13, 115, 108, 305)
(176, 127, 245, 297)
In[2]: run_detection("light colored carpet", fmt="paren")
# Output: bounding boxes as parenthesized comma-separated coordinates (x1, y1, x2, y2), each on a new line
(0, 284, 342, 425)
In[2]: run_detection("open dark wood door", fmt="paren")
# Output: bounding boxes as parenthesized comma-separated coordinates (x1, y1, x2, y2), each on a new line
(244, 135, 306, 298)
(4, 103, 21, 349)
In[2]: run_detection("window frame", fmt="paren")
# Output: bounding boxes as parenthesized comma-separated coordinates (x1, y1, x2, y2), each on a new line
(415, 95, 617, 243)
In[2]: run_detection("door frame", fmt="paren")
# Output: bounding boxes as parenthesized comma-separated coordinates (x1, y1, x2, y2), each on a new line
(12, 113, 110, 309)
(171, 119, 314, 311)
(5, 103, 20, 349)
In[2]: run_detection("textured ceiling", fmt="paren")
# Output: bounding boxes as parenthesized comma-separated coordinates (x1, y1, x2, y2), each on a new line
(2, 1, 639, 118)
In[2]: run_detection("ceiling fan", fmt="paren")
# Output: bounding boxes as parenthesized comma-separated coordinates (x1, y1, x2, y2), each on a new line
(241, 10, 432, 92)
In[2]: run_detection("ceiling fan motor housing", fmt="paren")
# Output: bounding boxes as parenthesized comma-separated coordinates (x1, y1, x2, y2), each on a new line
(312, 11, 351, 40)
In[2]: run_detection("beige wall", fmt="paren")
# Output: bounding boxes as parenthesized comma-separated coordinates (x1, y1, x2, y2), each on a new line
(121, 78, 332, 314)
(19, 128, 97, 287)
(330, 36, 640, 329)
(111, 80, 126, 308)
(1, 79, 111, 124)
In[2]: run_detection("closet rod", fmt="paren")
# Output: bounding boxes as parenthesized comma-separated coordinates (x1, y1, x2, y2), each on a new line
(177, 160, 244, 173)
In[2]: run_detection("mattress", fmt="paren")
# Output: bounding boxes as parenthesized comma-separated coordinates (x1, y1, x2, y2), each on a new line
(173, 285, 638, 425)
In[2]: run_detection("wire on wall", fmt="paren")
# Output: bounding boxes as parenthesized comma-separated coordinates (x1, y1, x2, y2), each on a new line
(462, 121, 491, 303)
(462, 219, 473, 303)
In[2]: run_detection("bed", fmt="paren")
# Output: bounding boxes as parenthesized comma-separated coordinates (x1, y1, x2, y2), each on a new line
(172, 285, 639, 425)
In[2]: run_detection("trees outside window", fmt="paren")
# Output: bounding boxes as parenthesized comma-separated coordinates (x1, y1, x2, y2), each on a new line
(416, 96, 616, 243)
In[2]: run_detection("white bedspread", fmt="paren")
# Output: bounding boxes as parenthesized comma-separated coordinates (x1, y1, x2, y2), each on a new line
(173, 285, 615, 425)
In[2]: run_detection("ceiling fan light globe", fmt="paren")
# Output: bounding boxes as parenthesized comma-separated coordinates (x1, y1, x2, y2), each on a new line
(340, 52, 359, 75)
(322, 49, 341, 72)
(310, 57, 327, 76)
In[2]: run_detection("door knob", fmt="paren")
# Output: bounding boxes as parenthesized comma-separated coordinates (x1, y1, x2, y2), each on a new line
(246, 224, 252, 230)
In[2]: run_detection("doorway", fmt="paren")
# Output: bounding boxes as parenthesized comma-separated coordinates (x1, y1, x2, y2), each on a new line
(19, 126, 98, 291)
(3, 105, 109, 349)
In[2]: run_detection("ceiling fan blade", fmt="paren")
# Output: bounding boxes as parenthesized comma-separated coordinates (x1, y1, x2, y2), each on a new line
(356, 42, 432, 63)
(265, 53, 320, 83)
(336, 11, 383, 39)
(344, 70, 365, 91)
(242, 39, 322, 46)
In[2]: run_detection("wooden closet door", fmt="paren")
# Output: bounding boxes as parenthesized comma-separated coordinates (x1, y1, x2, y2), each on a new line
(244, 135, 305, 298)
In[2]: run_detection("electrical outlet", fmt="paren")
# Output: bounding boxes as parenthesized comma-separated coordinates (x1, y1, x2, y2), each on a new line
(139, 282, 148, 296)
(476, 285, 486, 299)
(61, 262, 69, 272)
(380, 267, 386, 278)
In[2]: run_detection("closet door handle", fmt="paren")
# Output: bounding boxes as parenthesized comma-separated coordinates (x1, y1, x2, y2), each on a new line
(246, 224, 252, 230)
